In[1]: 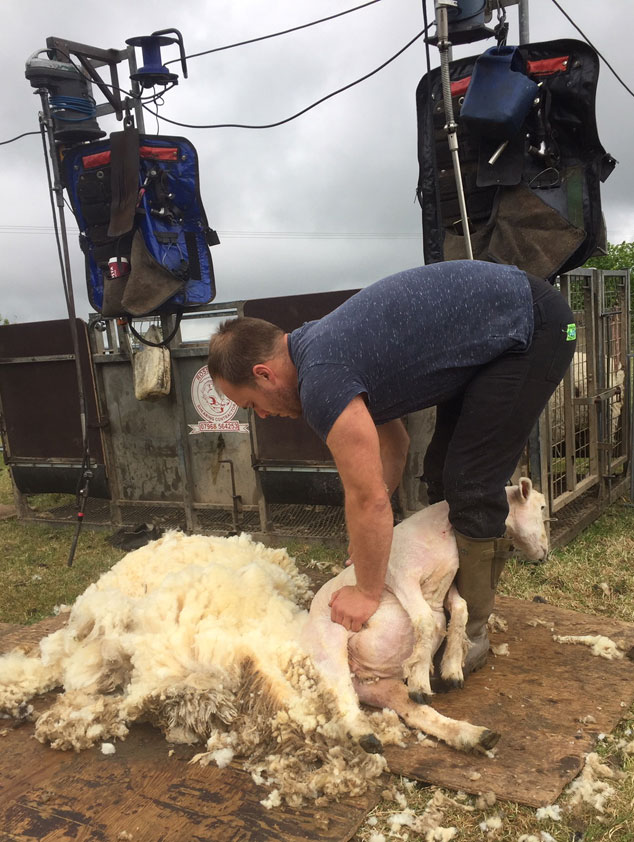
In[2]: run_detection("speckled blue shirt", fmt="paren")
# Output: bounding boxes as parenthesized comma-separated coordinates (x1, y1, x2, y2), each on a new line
(287, 261, 534, 441)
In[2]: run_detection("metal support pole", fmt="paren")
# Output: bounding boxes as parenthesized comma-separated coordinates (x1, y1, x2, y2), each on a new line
(218, 459, 243, 533)
(126, 45, 146, 133)
(39, 94, 88, 450)
(518, 0, 530, 45)
(435, 0, 473, 259)
(163, 314, 196, 533)
(38, 92, 93, 565)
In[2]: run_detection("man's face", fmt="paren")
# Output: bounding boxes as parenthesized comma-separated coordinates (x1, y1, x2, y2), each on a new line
(215, 376, 302, 420)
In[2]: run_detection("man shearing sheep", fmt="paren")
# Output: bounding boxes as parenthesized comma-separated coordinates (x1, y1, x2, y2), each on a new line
(207, 260, 576, 683)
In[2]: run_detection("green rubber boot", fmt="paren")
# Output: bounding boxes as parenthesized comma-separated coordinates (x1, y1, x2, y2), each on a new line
(454, 530, 514, 677)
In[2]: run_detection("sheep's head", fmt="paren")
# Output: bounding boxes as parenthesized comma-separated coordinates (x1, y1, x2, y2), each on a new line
(504, 477, 549, 562)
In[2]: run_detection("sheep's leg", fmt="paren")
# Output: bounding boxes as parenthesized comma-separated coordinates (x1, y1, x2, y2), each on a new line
(303, 614, 381, 753)
(389, 581, 438, 702)
(439, 584, 469, 689)
(353, 676, 499, 753)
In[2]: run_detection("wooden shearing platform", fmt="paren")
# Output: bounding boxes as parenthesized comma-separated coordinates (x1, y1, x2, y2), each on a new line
(0, 722, 378, 842)
(0, 619, 378, 842)
(386, 595, 634, 806)
(1, 596, 634, 840)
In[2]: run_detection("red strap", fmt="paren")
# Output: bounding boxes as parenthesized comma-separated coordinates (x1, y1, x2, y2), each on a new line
(527, 56, 569, 76)
(82, 150, 111, 168)
(139, 146, 179, 161)
(450, 76, 471, 98)
(81, 146, 179, 169)
(447, 54, 569, 100)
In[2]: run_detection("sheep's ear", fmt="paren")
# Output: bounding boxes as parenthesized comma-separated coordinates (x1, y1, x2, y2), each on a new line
(518, 477, 532, 502)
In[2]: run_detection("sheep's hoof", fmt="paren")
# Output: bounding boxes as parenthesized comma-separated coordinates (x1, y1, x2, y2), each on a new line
(478, 729, 501, 751)
(430, 675, 464, 694)
(359, 733, 383, 754)
(408, 690, 432, 705)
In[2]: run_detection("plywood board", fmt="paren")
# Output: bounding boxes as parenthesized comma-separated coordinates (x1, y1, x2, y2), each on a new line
(0, 617, 378, 842)
(0, 615, 67, 650)
(0, 723, 378, 842)
(385, 595, 634, 807)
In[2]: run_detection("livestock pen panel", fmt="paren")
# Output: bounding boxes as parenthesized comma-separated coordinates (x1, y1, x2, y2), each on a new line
(0, 318, 109, 500)
(547, 272, 599, 510)
(544, 268, 630, 533)
(89, 308, 260, 533)
(598, 271, 629, 476)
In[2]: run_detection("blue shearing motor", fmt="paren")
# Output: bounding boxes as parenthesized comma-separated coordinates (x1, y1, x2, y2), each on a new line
(126, 28, 188, 89)
(444, 0, 494, 44)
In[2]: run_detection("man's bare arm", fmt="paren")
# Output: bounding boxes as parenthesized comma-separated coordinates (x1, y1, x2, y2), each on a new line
(376, 418, 410, 496)
(326, 396, 394, 630)
(343, 418, 409, 564)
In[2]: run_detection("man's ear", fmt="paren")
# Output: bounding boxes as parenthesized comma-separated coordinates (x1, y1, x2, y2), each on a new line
(252, 363, 272, 381)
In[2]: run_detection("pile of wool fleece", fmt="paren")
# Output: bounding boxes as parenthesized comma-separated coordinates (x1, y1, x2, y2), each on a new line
(0, 531, 398, 805)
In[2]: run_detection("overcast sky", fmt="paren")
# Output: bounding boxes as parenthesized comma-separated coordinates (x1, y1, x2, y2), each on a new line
(1, 0, 632, 328)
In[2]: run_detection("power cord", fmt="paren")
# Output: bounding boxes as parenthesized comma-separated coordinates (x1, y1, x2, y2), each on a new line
(145, 28, 427, 131)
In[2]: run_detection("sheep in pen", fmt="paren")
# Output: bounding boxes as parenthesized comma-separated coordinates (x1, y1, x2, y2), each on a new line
(0, 480, 548, 806)
(549, 349, 626, 455)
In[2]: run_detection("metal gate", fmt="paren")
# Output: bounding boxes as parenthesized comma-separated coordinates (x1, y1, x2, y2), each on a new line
(544, 268, 630, 520)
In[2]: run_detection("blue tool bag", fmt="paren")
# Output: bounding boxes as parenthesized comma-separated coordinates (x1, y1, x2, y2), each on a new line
(61, 132, 218, 318)
(459, 46, 539, 138)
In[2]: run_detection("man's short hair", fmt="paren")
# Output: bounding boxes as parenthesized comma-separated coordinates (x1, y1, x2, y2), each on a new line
(207, 317, 284, 385)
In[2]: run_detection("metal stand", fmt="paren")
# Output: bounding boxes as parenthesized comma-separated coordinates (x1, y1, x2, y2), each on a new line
(518, 0, 530, 45)
(37, 93, 93, 566)
(32, 37, 150, 561)
(435, 0, 474, 259)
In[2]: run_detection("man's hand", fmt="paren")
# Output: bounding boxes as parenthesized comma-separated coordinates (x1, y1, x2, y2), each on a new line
(329, 585, 380, 632)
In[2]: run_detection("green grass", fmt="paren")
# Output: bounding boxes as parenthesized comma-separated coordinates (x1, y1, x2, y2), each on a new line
(0, 519, 124, 625)
(0, 463, 124, 624)
(500, 503, 634, 624)
(0, 460, 13, 506)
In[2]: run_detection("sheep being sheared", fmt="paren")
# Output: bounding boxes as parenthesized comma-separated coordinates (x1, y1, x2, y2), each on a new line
(304, 477, 548, 754)
(0, 479, 547, 805)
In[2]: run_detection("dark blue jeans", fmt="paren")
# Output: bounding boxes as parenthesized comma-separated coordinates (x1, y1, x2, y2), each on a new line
(422, 274, 576, 538)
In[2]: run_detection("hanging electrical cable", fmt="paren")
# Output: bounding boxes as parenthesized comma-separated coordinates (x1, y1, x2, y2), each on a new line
(0, 130, 41, 146)
(169, 0, 385, 63)
(549, 0, 634, 98)
(145, 28, 427, 131)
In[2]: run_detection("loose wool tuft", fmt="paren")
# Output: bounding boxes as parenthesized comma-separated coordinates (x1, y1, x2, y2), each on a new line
(553, 634, 624, 660)
(565, 751, 619, 813)
(0, 531, 401, 805)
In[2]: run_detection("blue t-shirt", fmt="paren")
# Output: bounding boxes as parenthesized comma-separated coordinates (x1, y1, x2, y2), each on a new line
(287, 261, 534, 441)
